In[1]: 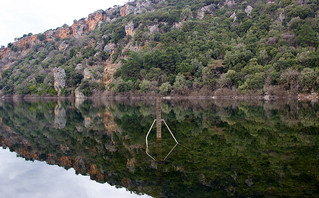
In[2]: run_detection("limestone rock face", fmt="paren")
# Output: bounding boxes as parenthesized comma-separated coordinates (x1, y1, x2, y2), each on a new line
(0, 6, 108, 61)
(230, 12, 237, 22)
(88, 10, 106, 30)
(102, 61, 122, 87)
(71, 19, 88, 39)
(225, 0, 236, 7)
(245, 5, 253, 17)
(104, 43, 116, 54)
(125, 22, 135, 36)
(173, 22, 184, 29)
(75, 87, 86, 98)
(54, 25, 72, 40)
(120, 0, 156, 17)
(58, 41, 68, 51)
(13, 34, 38, 50)
(120, 4, 135, 16)
(135, 0, 152, 14)
(45, 30, 54, 41)
(75, 63, 83, 70)
(267, 0, 276, 3)
(197, 5, 213, 19)
(84, 68, 92, 79)
(105, 143, 117, 152)
(149, 25, 159, 34)
(84, 116, 92, 128)
(120, 5, 128, 16)
(95, 40, 104, 50)
(279, 12, 285, 23)
(53, 67, 66, 96)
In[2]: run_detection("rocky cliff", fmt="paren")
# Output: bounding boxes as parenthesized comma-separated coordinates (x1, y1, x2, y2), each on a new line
(0, 0, 163, 97)
(1, 10, 106, 59)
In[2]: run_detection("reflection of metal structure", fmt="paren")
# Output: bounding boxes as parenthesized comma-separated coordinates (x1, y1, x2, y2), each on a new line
(145, 119, 178, 161)
(145, 96, 178, 161)
(143, 97, 179, 197)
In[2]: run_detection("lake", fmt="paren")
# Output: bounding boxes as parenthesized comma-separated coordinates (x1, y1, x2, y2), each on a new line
(0, 99, 318, 197)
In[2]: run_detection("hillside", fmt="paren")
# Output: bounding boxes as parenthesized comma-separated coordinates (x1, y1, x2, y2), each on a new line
(0, 0, 318, 98)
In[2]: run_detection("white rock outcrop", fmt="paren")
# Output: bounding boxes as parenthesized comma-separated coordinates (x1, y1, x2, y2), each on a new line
(245, 5, 253, 17)
(53, 67, 66, 96)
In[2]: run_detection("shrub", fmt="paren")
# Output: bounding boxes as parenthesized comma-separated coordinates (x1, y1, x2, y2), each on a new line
(29, 85, 37, 94)
(48, 87, 57, 96)
(139, 80, 152, 92)
(79, 80, 98, 96)
(173, 73, 186, 91)
(159, 82, 172, 95)
(298, 68, 317, 91)
(69, 72, 83, 87)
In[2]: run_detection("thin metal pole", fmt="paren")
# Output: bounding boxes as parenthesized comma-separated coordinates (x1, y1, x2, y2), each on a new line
(163, 143, 178, 161)
(162, 119, 178, 144)
(146, 119, 156, 146)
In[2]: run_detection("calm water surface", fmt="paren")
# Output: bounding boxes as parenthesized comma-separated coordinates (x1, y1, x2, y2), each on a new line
(0, 99, 318, 197)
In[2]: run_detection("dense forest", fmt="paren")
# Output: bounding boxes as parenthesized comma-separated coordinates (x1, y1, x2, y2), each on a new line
(0, 0, 318, 97)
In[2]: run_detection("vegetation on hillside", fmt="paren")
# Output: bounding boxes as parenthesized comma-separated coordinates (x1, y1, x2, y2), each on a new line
(0, 0, 318, 96)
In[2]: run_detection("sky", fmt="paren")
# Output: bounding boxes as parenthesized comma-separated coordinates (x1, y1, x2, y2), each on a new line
(0, 148, 150, 198)
(0, 0, 127, 47)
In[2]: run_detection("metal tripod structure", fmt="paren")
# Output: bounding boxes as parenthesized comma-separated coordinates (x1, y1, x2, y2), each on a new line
(145, 119, 179, 161)
(145, 96, 178, 161)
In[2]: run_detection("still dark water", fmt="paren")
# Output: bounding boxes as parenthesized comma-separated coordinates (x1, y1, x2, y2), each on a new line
(0, 99, 318, 197)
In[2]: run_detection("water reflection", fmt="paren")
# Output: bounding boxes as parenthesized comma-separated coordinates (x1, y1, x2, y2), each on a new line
(146, 97, 178, 161)
(0, 99, 318, 197)
(0, 148, 149, 198)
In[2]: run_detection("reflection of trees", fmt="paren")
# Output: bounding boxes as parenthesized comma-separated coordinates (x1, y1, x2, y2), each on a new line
(0, 99, 318, 197)
(110, 99, 319, 197)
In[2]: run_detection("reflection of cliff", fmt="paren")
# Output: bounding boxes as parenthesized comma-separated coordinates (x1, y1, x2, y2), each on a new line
(0, 100, 318, 197)
(54, 101, 66, 129)
(0, 124, 105, 182)
(0, 101, 122, 184)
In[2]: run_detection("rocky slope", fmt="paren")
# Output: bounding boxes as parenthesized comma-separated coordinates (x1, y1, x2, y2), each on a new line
(0, 0, 318, 98)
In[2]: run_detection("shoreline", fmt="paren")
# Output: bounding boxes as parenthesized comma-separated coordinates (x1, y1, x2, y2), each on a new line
(1, 93, 318, 102)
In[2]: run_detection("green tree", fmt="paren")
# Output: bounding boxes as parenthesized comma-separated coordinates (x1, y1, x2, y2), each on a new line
(79, 80, 98, 96)
(160, 47, 181, 72)
(159, 82, 172, 95)
(146, 68, 162, 81)
(173, 73, 186, 91)
(298, 68, 317, 91)
(48, 87, 57, 96)
(239, 72, 265, 90)
(224, 47, 253, 71)
(219, 70, 238, 88)
(286, 6, 315, 21)
(69, 71, 84, 87)
(177, 61, 194, 78)
(139, 80, 151, 92)
(29, 85, 37, 94)
(120, 52, 143, 80)
(279, 68, 300, 90)
(181, 7, 192, 20)
(297, 24, 318, 47)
